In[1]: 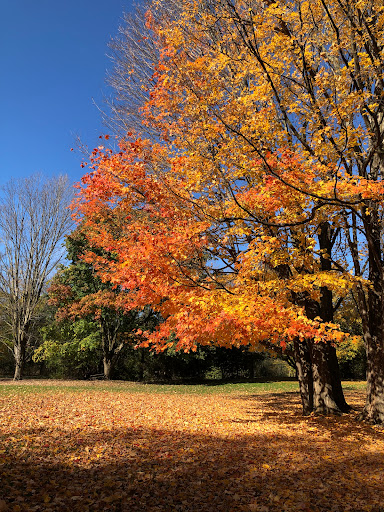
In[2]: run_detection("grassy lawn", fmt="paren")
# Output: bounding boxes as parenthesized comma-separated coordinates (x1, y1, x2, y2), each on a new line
(0, 378, 366, 396)
(0, 379, 302, 396)
(0, 379, 380, 512)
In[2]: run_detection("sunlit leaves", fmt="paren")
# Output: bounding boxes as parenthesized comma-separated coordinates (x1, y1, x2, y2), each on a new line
(72, 1, 384, 374)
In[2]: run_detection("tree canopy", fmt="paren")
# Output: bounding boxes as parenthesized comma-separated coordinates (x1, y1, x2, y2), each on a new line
(73, 0, 384, 421)
(48, 226, 160, 379)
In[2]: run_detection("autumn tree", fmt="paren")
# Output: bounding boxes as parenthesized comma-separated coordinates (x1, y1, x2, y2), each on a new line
(0, 175, 73, 380)
(48, 226, 159, 379)
(98, 0, 355, 415)
(73, 140, 350, 415)
(104, 0, 183, 138)
(104, 0, 159, 138)
(137, 0, 384, 421)
(75, 0, 384, 421)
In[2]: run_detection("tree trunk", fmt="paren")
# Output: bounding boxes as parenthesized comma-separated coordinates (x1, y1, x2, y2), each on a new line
(276, 220, 350, 417)
(363, 341, 384, 423)
(295, 304, 349, 415)
(311, 341, 350, 414)
(327, 343, 350, 412)
(294, 338, 313, 415)
(103, 357, 113, 380)
(295, 222, 350, 416)
(359, 209, 384, 423)
(294, 338, 349, 416)
(101, 319, 121, 380)
(13, 342, 26, 381)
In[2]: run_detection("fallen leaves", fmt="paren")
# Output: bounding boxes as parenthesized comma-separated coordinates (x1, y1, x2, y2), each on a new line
(0, 381, 384, 511)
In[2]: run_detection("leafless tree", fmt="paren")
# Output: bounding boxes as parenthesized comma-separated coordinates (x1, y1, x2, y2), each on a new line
(0, 174, 74, 380)
(102, 0, 183, 138)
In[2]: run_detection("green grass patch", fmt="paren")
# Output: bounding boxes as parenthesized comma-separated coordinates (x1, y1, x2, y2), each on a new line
(0, 379, 300, 396)
(0, 379, 366, 397)
(340, 380, 366, 391)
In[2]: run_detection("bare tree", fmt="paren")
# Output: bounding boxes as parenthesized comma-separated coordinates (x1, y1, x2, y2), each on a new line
(103, 0, 183, 138)
(0, 174, 74, 380)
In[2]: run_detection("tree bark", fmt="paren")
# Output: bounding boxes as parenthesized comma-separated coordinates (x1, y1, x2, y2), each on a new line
(294, 338, 313, 415)
(292, 303, 349, 415)
(294, 337, 349, 416)
(359, 208, 384, 423)
(103, 357, 113, 380)
(13, 342, 26, 381)
(327, 343, 350, 412)
(361, 339, 384, 422)
(311, 341, 350, 414)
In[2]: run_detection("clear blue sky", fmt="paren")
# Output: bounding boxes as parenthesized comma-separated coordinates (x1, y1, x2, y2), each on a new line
(0, 0, 135, 187)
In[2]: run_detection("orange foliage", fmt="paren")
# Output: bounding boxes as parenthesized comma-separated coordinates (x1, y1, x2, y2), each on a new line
(73, 0, 384, 361)
(74, 142, 351, 354)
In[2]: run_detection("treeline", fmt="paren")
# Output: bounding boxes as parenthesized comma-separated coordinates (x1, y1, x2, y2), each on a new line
(0, 325, 365, 383)
(0, 222, 366, 382)
(0, 335, 290, 382)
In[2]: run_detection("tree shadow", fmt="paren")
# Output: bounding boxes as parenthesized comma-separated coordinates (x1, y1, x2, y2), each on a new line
(2, 419, 384, 512)
(229, 390, 384, 445)
(229, 391, 303, 422)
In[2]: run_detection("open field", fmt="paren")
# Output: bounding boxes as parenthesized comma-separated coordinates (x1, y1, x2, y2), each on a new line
(1, 380, 383, 512)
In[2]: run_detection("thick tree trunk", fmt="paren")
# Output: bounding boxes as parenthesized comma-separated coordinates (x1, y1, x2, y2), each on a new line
(294, 338, 349, 415)
(276, 221, 350, 417)
(359, 208, 384, 423)
(327, 344, 350, 412)
(361, 281, 384, 423)
(295, 222, 350, 416)
(295, 310, 349, 415)
(13, 342, 26, 381)
(311, 342, 350, 414)
(362, 341, 384, 423)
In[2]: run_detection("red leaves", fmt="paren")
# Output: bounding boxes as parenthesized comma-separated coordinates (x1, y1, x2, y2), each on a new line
(71, 137, 352, 355)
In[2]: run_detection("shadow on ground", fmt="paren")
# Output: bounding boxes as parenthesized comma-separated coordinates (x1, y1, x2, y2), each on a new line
(2, 410, 384, 512)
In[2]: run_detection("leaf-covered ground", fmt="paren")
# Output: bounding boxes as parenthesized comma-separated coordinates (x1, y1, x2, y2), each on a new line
(1, 380, 383, 512)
